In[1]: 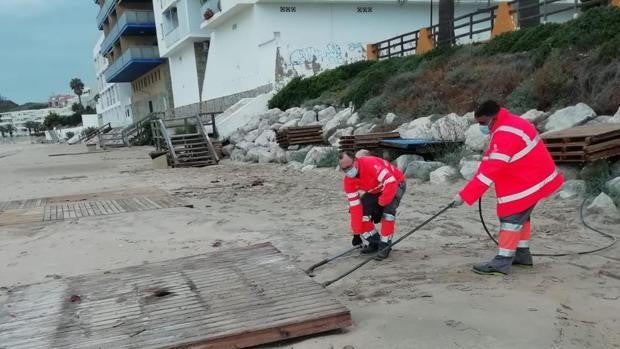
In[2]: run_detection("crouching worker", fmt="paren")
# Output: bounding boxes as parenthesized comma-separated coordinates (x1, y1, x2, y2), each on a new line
(338, 151, 406, 260)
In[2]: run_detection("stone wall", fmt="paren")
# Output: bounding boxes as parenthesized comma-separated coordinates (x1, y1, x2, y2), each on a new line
(172, 83, 273, 117)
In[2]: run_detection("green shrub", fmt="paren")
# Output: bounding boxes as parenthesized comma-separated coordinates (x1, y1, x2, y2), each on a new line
(580, 160, 611, 195)
(531, 50, 576, 110)
(82, 127, 97, 138)
(132, 121, 153, 146)
(358, 96, 388, 120)
(288, 147, 311, 163)
(506, 80, 537, 114)
(340, 58, 402, 108)
(543, 6, 620, 53)
(269, 60, 375, 110)
(596, 33, 620, 62)
(435, 144, 473, 168)
(267, 7, 620, 118)
(481, 23, 561, 55)
(65, 131, 75, 139)
(316, 148, 339, 168)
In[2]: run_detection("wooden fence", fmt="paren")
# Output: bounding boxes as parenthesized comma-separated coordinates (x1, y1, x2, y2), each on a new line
(369, 0, 611, 60)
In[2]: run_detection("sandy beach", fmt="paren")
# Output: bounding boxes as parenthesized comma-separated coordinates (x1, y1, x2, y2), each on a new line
(0, 143, 619, 349)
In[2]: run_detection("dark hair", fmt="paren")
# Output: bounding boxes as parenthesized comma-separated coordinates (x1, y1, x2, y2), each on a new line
(475, 100, 500, 118)
(339, 150, 355, 159)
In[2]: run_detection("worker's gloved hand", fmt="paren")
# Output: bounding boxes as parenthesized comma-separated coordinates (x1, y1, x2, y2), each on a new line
(451, 194, 464, 208)
(352, 234, 363, 246)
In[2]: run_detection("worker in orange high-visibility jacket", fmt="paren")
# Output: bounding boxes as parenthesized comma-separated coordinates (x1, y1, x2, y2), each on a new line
(452, 100, 564, 275)
(338, 151, 407, 260)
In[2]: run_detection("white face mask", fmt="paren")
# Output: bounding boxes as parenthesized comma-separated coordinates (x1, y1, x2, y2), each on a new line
(345, 167, 358, 178)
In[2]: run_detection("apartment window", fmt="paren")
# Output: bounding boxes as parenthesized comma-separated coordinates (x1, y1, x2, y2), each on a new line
(148, 101, 154, 113)
(163, 7, 179, 34)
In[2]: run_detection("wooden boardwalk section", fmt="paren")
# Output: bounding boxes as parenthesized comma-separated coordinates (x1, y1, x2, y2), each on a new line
(0, 243, 352, 349)
(0, 189, 188, 226)
(543, 124, 620, 163)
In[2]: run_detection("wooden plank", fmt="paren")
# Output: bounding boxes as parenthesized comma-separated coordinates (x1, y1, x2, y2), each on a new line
(0, 243, 351, 349)
(89, 201, 102, 216)
(0, 191, 187, 225)
(542, 123, 620, 140)
(584, 137, 620, 153)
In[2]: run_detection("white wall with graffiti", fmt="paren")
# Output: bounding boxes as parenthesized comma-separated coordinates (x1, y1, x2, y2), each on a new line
(201, 1, 494, 101)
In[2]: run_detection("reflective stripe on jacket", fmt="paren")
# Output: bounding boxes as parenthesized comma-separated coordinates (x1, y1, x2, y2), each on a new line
(459, 108, 564, 217)
(344, 156, 405, 233)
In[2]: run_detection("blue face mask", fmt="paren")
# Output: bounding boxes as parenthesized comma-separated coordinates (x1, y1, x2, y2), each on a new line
(479, 125, 490, 135)
(345, 167, 358, 178)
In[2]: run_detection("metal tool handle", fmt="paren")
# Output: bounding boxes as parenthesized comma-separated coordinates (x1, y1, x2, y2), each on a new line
(304, 245, 361, 275)
(323, 203, 453, 287)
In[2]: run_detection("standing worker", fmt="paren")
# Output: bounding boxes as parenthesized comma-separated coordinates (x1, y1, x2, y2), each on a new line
(452, 100, 564, 275)
(338, 151, 407, 260)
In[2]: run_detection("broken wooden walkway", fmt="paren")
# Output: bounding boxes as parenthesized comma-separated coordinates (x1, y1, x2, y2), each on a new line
(0, 243, 352, 349)
(0, 188, 188, 226)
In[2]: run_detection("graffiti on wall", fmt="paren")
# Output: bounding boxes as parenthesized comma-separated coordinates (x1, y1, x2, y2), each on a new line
(275, 42, 366, 88)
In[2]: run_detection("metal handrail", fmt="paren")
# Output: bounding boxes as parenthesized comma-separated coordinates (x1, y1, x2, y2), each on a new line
(195, 115, 220, 163)
(82, 122, 112, 142)
(156, 119, 177, 165)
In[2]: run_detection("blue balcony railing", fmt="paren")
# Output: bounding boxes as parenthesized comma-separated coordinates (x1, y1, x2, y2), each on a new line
(96, 0, 119, 29)
(103, 47, 163, 83)
(100, 10, 156, 55)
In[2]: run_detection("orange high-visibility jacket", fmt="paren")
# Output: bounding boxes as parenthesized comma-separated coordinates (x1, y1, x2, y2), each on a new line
(343, 156, 405, 233)
(459, 108, 564, 217)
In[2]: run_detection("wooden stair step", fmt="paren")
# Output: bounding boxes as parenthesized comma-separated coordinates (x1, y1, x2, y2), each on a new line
(173, 147, 210, 152)
(177, 155, 214, 161)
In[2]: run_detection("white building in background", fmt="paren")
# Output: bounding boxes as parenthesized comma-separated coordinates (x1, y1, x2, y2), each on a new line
(152, 0, 579, 113)
(93, 33, 134, 128)
(0, 107, 73, 137)
(153, 0, 211, 111)
(198, 0, 503, 103)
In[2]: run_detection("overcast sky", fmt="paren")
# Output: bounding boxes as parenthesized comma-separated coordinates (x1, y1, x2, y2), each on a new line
(0, 0, 100, 104)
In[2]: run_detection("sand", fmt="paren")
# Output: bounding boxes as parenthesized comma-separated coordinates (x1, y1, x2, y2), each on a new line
(0, 143, 619, 349)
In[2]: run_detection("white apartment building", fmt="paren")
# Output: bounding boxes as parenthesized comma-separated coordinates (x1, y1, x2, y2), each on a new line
(0, 107, 73, 137)
(153, 0, 211, 111)
(152, 0, 579, 113)
(94, 33, 134, 128)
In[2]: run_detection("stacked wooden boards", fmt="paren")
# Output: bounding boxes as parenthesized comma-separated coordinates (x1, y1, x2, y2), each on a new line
(276, 125, 325, 149)
(542, 124, 620, 162)
(338, 132, 400, 152)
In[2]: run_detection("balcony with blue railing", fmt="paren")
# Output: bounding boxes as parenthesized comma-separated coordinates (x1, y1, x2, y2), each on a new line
(100, 10, 157, 55)
(103, 47, 163, 83)
(96, 0, 118, 29)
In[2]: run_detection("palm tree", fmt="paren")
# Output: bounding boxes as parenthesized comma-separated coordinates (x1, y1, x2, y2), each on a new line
(70, 78, 85, 106)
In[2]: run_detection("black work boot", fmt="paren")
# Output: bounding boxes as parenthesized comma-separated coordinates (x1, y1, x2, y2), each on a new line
(472, 255, 513, 275)
(513, 248, 533, 267)
(375, 241, 392, 260)
(360, 234, 379, 254)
